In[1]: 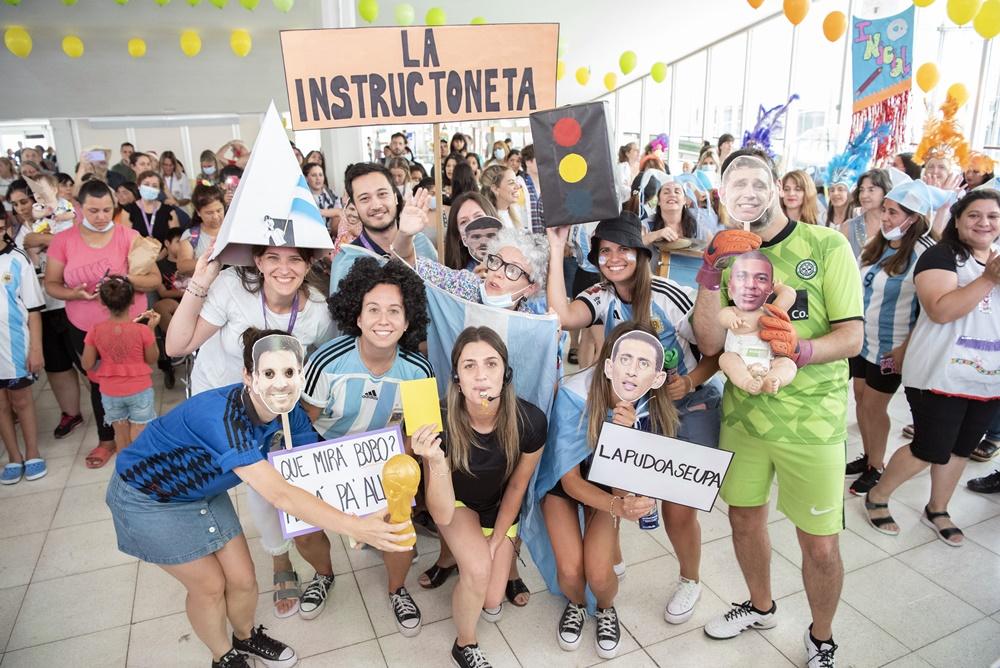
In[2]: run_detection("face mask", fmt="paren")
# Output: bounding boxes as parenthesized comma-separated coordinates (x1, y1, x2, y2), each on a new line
(699, 165, 717, 173)
(494, 149, 505, 160)
(881, 221, 910, 241)
(138, 185, 160, 201)
(203, 166, 216, 176)
(478, 282, 529, 310)
(81, 217, 113, 233)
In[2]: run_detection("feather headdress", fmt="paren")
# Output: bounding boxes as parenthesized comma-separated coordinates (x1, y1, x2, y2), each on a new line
(741, 95, 799, 159)
(823, 122, 890, 190)
(914, 94, 971, 169)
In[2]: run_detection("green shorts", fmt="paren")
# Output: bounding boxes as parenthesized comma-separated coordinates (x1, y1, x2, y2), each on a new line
(719, 425, 845, 536)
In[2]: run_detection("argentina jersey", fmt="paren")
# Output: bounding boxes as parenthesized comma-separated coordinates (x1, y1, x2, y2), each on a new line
(575, 276, 699, 375)
(0, 245, 45, 380)
(302, 335, 433, 439)
(860, 235, 934, 364)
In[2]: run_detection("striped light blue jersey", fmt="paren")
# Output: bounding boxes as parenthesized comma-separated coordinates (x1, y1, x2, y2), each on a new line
(301, 336, 433, 439)
(574, 276, 699, 375)
(0, 245, 45, 380)
(859, 235, 934, 364)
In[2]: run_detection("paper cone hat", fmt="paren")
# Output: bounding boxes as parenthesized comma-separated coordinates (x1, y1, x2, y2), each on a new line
(211, 102, 333, 266)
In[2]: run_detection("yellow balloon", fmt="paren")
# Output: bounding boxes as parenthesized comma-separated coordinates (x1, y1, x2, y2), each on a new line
(556, 60, 565, 81)
(915, 62, 939, 93)
(913, 0, 935, 6)
(180, 29, 201, 57)
(230, 29, 252, 57)
(619, 50, 636, 75)
(650, 62, 668, 83)
(822, 11, 847, 41)
(62, 35, 84, 59)
(4, 26, 32, 59)
(947, 0, 981, 24)
(947, 82, 969, 106)
(783, 0, 809, 25)
(973, 0, 1000, 37)
(128, 37, 147, 58)
(575, 67, 590, 86)
(603, 72, 617, 91)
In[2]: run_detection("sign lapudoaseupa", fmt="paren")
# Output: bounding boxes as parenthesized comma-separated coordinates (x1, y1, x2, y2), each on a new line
(268, 425, 406, 538)
(279, 24, 558, 130)
(586, 422, 734, 512)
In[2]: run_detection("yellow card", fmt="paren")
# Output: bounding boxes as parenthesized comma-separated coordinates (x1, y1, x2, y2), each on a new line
(399, 378, 443, 436)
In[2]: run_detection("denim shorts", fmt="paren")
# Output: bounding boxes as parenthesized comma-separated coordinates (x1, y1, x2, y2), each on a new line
(102, 387, 157, 426)
(105, 474, 243, 565)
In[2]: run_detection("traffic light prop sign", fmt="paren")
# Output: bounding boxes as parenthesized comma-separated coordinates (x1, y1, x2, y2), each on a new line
(529, 101, 618, 227)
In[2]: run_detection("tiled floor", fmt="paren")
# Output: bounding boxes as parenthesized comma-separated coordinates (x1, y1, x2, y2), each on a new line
(1, 374, 999, 667)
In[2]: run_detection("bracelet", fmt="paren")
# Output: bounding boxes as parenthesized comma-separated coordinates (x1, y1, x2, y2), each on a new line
(188, 279, 209, 294)
(609, 495, 623, 529)
(682, 374, 695, 394)
(185, 285, 207, 299)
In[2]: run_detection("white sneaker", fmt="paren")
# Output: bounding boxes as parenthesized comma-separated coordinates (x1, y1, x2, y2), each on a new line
(804, 628, 838, 668)
(664, 577, 701, 624)
(613, 561, 626, 581)
(704, 600, 776, 639)
(480, 603, 503, 623)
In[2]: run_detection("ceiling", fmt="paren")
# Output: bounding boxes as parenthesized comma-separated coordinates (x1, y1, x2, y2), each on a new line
(0, 0, 784, 121)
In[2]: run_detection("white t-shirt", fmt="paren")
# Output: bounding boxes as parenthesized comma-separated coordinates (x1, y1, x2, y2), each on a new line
(165, 174, 192, 204)
(190, 267, 335, 395)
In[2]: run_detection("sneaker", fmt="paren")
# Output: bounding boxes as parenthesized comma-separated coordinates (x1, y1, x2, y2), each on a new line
(231, 625, 296, 668)
(23, 458, 46, 481)
(1, 462, 24, 485)
(845, 453, 868, 476)
(704, 600, 777, 639)
(664, 577, 701, 624)
(849, 466, 882, 496)
(594, 606, 621, 659)
(211, 648, 252, 668)
(557, 601, 587, 651)
(480, 603, 503, 623)
(804, 628, 838, 668)
(53, 412, 83, 439)
(390, 586, 422, 636)
(613, 560, 626, 581)
(451, 641, 491, 668)
(298, 573, 334, 620)
(968, 469, 1000, 494)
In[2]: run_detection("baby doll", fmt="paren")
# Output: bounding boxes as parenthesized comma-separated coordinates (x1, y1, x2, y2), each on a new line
(24, 175, 75, 236)
(718, 251, 797, 395)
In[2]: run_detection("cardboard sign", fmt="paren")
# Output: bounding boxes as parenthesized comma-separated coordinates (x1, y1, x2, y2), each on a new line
(586, 422, 734, 512)
(268, 425, 405, 538)
(280, 24, 559, 130)
(211, 102, 333, 266)
(399, 377, 443, 436)
(529, 101, 619, 227)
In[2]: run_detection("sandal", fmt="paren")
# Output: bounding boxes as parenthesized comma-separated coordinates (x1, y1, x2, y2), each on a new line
(418, 562, 457, 589)
(272, 569, 301, 618)
(970, 439, 999, 462)
(864, 499, 899, 536)
(921, 506, 964, 547)
(505, 577, 530, 607)
(85, 443, 116, 469)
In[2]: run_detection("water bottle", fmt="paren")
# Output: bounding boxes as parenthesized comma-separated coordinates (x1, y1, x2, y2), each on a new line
(639, 504, 660, 530)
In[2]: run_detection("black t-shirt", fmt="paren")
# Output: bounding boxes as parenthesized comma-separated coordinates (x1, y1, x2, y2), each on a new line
(125, 202, 176, 243)
(441, 398, 546, 527)
(913, 242, 981, 276)
(157, 257, 179, 291)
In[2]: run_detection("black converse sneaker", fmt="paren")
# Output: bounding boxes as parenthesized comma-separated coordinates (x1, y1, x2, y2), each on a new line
(389, 586, 422, 637)
(231, 626, 296, 668)
(557, 601, 587, 651)
(299, 573, 335, 620)
(849, 466, 882, 496)
(211, 648, 251, 668)
(845, 453, 868, 476)
(451, 640, 492, 668)
(594, 606, 621, 659)
(804, 628, 838, 668)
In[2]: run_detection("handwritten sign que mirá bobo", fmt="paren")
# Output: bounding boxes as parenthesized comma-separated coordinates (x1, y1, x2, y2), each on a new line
(280, 24, 558, 130)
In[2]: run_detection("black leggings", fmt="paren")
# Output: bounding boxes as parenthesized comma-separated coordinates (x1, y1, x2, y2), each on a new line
(906, 387, 1000, 465)
(67, 323, 115, 442)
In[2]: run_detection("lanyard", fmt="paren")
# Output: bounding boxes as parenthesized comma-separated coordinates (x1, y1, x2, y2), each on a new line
(357, 230, 378, 253)
(136, 203, 156, 236)
(261, 290, 300, 334)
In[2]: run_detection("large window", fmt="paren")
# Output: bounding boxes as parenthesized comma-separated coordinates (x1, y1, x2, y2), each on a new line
(705, 34, 748, 143)
(672, 50, 708, 162)
(743, 17, 793, 155)
(617, 80, 643, 149)
(979, 41, 1000, 151)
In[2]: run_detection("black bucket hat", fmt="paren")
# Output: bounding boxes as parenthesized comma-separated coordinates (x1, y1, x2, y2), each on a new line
(587, 211, 653, 267)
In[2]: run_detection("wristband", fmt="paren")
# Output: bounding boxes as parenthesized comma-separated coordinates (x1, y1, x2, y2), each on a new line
(695, 263, 723, 291)
(795, 339, 814, 368)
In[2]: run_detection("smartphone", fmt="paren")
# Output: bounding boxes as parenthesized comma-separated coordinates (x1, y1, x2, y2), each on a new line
(224, 175, 240, 190)
(879, 354, 896, 375)
(85, 150, 106, 162)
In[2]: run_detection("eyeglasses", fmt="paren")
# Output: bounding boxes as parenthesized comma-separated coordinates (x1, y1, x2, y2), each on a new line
(485, 253, 531, 283)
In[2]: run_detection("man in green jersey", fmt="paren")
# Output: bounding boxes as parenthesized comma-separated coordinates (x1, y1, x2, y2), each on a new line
(693, 149, 863, 668)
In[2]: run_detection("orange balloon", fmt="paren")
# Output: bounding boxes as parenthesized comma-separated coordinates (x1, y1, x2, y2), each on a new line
(747, 0, 764, 7)
(783, 0, 808, 24)
(823, 11, 847, 40)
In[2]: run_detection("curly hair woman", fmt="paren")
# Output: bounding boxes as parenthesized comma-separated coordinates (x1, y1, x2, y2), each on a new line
(299, 255, 434, 633)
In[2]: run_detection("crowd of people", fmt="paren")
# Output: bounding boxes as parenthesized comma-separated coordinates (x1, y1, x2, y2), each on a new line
(0, 114, 997, 668)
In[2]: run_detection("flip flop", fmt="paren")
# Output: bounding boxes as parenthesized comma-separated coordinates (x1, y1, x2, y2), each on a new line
(419, 563, 457, 589)
(85, 443, 116, 469)
(505, 578, 530, 607)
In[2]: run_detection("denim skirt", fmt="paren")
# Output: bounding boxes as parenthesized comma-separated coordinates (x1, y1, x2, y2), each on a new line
(105, 474, 243, 565)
